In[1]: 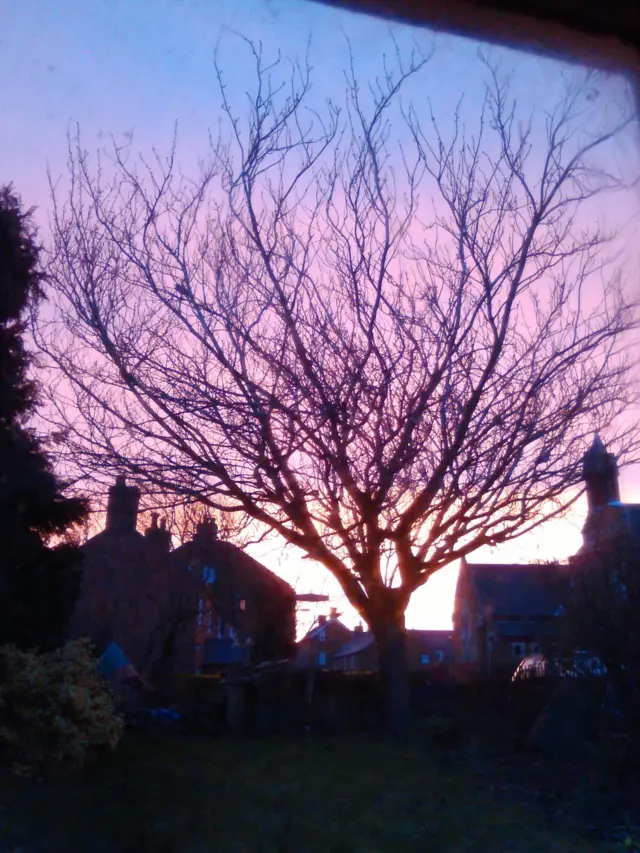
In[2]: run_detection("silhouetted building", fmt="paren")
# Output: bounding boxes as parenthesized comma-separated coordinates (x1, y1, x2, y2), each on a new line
(452, 435, 632, 678)
(293, 608, 352, 670)
(332, 628, 453, 675)
(71, 477, 296, 680)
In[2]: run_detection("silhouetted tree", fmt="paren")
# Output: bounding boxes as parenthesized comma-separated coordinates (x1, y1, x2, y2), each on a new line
(38, 40, 638, 732)
(0, 185, 87, 650)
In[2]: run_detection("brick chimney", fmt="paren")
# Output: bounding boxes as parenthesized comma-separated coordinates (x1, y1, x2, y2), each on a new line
(354, 624, 364, 633)
(317, 614, 327, 626)
(106, 475, 141, 533)
(329, 607, 340, 621)
(144, 512, 172, 551)
(194, 515, 218, 544)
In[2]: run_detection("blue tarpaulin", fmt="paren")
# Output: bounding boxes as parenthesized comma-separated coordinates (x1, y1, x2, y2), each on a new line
(98, 642, 131, 678)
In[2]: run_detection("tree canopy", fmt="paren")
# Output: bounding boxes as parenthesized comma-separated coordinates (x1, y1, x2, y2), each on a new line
(0, 185, 88, 650)
(36, 41, 639, 727)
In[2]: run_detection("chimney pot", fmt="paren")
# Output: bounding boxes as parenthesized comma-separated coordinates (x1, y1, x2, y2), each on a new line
(354, 624, 363, 633)
(195, 516, 218, 543)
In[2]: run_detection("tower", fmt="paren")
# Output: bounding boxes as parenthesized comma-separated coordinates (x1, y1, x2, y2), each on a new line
(582, 434, 620, 512)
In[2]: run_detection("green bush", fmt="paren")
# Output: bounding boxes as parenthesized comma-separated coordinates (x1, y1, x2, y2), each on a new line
(0, 638, 124, 775)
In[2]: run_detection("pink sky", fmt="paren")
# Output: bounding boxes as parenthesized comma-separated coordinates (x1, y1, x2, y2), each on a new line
(3, 0, 639, 635)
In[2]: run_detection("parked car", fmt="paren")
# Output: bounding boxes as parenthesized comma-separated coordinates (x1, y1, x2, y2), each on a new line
(512, 651, 607, 681)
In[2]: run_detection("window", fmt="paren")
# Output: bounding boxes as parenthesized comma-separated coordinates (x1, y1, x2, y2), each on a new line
(208, 610, 213, 628)
(202, 565, 216, 583)
(318, 652, 326, 666)
(435, 650, 444, 662)
(197, 597, 204, 626)
(421, 654, 430, 665)
(239, 598, 246, 611)
(529, 643, 540, 653)
(318, 629, 326, 643)
(513, 643, 524, 658)
(195, 643, 201, 652)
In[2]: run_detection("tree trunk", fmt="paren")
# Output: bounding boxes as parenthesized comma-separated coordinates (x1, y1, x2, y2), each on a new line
(373, 614, 411, 737)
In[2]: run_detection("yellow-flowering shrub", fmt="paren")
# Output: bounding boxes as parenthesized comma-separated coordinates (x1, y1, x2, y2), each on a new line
(0, 638, 125, 774)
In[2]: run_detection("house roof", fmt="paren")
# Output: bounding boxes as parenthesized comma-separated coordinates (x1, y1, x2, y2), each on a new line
(333, 631, 375, 658)
(83, 527, 147, 550)
(332, 629, 453, 659)
(172, 538, 295, 597)
(305, 617, 352, 641)
(467, 561, 566, 618)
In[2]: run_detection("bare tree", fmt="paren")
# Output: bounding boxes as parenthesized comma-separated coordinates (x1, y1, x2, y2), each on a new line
(36, 38, 639, 733)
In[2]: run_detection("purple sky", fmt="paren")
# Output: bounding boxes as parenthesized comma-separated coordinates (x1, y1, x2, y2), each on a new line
(3, 0, 639, 632)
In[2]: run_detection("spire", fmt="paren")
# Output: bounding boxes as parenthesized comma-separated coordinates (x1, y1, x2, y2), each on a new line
(583, 433, 606, 470)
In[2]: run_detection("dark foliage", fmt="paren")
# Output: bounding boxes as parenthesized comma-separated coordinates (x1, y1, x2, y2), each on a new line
(558, 545, 640, 736)
(0, 185, 88, 651)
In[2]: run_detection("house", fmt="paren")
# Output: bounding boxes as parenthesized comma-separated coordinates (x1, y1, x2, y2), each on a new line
(293, 608, 352, 670)
(332, 628, 453, 676)
(71, 476, 296, 681)
(71, 476, 167, 677)
(452, 559, 567, 676)
(451, 435, 635, 678)
(169, 516, 296, 674)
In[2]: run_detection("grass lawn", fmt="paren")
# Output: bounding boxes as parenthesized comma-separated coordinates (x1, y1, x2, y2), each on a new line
(0, 727, 636, 853)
